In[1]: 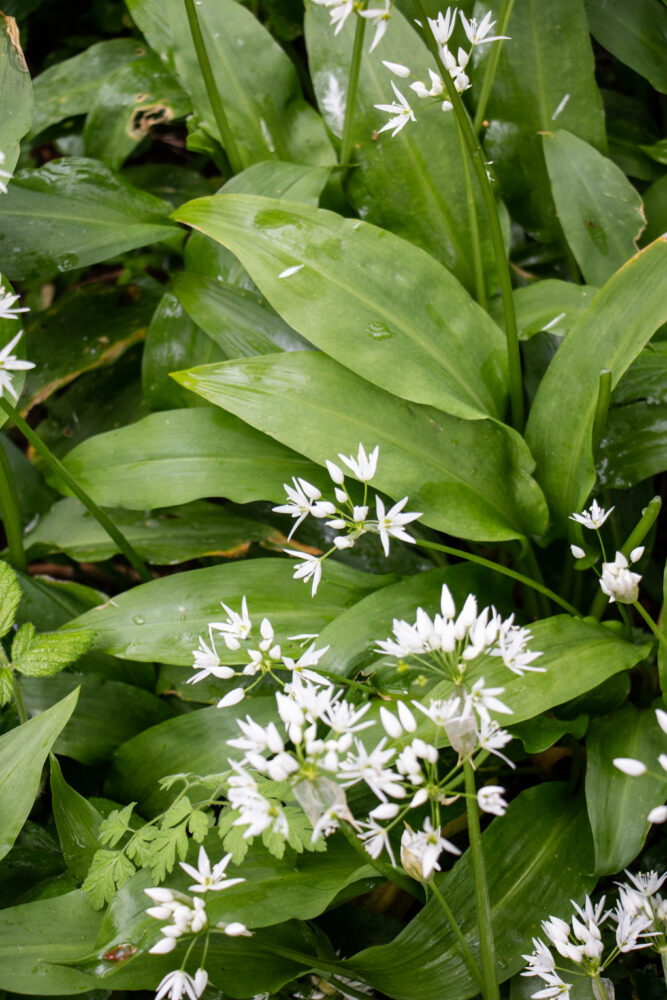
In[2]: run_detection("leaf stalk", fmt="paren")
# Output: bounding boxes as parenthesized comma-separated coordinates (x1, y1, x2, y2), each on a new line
(463, 760, 500, 1000)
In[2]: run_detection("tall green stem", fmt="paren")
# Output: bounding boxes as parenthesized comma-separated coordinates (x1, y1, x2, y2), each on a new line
(0, 397, 152, 584)
(183, 0, 244, 175)
(412, 0, 523, 432)
(463, 761, 500, 1000)
(0, 437, 26, 571)
(633, 600, 667, 654)
(455, 116, 486, 307)
(430, 879, 485, 994)
(472, 0, 515, 134)
(416, 538, 579, 616)
(339, 6, 368, 168)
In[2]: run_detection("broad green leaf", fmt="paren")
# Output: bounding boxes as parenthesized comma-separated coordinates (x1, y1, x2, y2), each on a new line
(472, 0, 606, 240)
(61, 559, 393, 666)
(0, 13, 33, 173)
(124, 162, 214, 208)
(488, 279, 598, 341)
(50, 756, 103, 881)
(585, 0, 667, 94)
(60, 407, 324, 509)
(22, 276, 161, 414)
(28, 38, 145, 137)
(23, 497, 287, 564)
(0, 821, 66, 910)
(305, 4, 499, 293)
(613, 341, 667, 404)
(126, 0, 334, 168)
(347, 784, 595, 1000)
(83, 52, 191, 169)
(598, 402, 667, 490)
(0, 433, 56, 525)
(171, 272, 310, 357)
(174, 351, 548, 541)
(0, 890, 103, 994)
(175, 194, 508, 422)
(511, 712, 589, 754)
(586, 704, 667, 874)
(644, 174, 667, 244)
(142, 292, 226, 410)
(0, 158, 180, 282)
(0, 560, 20, 638)
(525, 237, 667, 533)
(0, 688, 78, 861)
(19, 673, 173, 765)
(222, 161, 332, 203)
(603, 88, 663, 183)
(543, 130, 645, 286)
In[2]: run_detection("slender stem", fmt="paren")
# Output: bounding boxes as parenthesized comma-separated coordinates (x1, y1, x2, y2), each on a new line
(463, 761, 500, 1000)
(0, 397, 152, 583)
(416, 538, 579, 616)
(660, 949, 667, 990)
(339, 6, 368, 168)
(183, 0, 244, 175)
(13, 678, 27, 724)
(455, 115, 486, 307)
(0, 436, 26, 571)
(340, 821, 423, 901)
(429, 880, 485, 994)
(472, 0, 515, 133)
(412, 0, 523, 432)
(633, 601, 667, 653)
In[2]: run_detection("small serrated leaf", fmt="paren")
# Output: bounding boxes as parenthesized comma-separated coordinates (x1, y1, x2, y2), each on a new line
(0, 667, 13, 706)
(187, 810, 210, 843)
(125, 824, 158, 867)
(81, 848, 136, 909)
(0, 561, 21, 639)
(12, 628, 94, 678)
(149, 819, 190, 881)
(11, 622, 35, 662)
(163, 795, 192, 827)
(98, 802, 136, 847)
(261, 825, 286, 860)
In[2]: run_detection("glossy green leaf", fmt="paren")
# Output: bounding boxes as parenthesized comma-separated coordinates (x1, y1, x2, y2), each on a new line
(0, 13, 33, 173)
(28, 38, 145, 137)
(613, 341, 667, 404)
(61, 559, 393, 666)
(644, 174, 667, 244)
(585, 0, 667, 94)
(50, 756, 103, 881)
(0, 821, 66, 909)
(488, 279, 598, 340)
(223, 161, 332, 203)
(598, 401, 667, 489)
(172, 272, 310, 358)
(305, 4, 499, 293)
(60, 407, 324, 509)
(19, 674, 172, 765)
(0, 158, 180, 282)
(525, 237, 667, 533)
(586, 703, 667, 874)
(174, 351, 548, 542)
(23, 497, 286, 564)
(175, 194, 508, 422)
(142, 292, 226, 410)
(126, 0, 333, 168)
(83, 51, 191, 170)
(347, 784, 595, 1000)
(0, 890, 103, 994)
(543, 130, 645, 286)
(0, 688, 78, 861)
(22, 277, 161, 414)
(472, 0, 606, 240)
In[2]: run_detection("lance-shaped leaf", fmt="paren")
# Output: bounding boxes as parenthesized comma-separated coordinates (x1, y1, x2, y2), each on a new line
(586, 703, 667, 874)
(50, 756, 103, 881)
(346, 784, 595, 1000)
(173, 351, 548, 542)
(60, 559, 393, 666)
(0, 13, 33, 174)
(0, 158, 180, 282)
(585, 0, 667, 95)
(525, 237, 667, 533)
(543, 130, 645, 286)
(0, 688, 78, 861)
(597, 401, 667, 490)
(305, 3, 499, 294)
(174, 194, 508, 422)
(126, 0, 333, 168)
(470, 0, 606, 241)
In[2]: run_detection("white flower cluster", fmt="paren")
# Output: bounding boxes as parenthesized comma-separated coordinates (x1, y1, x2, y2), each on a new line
(189, 596, 329, 708)
(522, 872, 667, 998)
(375, 6, 509, 136)
(613, 707, 667, 823)
(0, 151, 12, 195)
(0, 283, 32, 401)
(313, 0, 393, 53)
(145, 847, 251, 999)
(273, 444, 421, 595)
(569, 501, 644, 605)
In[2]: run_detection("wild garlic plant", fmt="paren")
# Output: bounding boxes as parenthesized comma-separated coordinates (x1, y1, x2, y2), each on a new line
(523, 872, 667, 999)
(613, 707, 667, 825)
